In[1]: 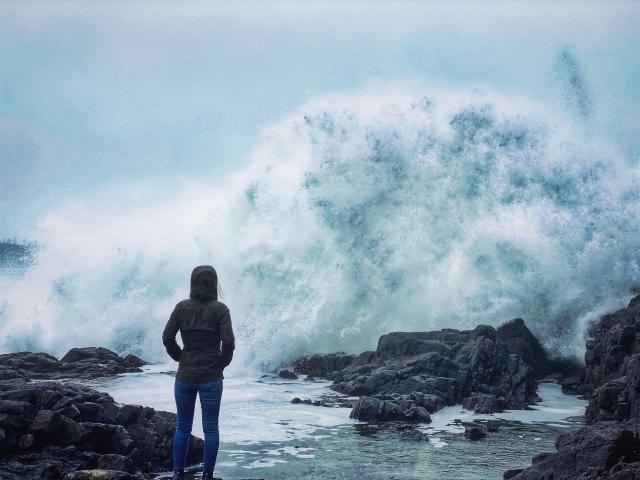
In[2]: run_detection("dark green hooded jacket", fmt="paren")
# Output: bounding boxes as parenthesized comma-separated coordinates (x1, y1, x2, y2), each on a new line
(162, 265, 235, 382)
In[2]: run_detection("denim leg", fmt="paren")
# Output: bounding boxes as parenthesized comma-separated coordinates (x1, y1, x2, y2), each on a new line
(173, 379, 197, 472)
(199, 379, 223, 472)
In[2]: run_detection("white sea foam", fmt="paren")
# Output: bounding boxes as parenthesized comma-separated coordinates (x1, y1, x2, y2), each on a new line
(1, 84, 638, 366)
(423, 382, 587, 439)
(90, 365, 351, 443)
(94, 370, 584, 450)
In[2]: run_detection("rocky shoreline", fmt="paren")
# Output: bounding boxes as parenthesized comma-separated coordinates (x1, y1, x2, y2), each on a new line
(0, 348, 204, 480)
(290, 317, 561, 425)
(504, 295, 640, 479)
(3, 295, 640, 479)
(292, 295, 640, 480)
(0, 347, 148, 382)
(288, 295, 640, 478)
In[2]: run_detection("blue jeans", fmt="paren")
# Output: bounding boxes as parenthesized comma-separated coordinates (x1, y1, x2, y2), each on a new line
(173, 378, 223, 472)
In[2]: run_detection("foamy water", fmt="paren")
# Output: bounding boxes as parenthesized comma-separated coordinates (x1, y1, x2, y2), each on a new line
(88, 368, 586, 478)
(88, 363, 352, 443)
(1, 84, 639, 368)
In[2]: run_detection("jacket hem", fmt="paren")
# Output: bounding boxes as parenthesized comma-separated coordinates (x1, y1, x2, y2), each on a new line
(175, 369, 225, 383)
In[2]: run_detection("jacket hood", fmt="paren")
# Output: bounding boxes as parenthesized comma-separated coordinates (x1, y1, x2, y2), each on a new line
(190, 265, 218, 301)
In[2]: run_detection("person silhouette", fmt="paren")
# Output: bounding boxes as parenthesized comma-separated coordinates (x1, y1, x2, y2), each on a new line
(162, 265, 235, 480)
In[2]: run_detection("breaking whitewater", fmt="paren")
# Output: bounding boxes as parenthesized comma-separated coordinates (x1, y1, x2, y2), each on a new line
(1, 83, 639, 479)
(2, 84, 639, 366)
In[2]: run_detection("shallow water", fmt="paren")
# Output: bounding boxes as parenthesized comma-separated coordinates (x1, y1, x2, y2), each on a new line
(88, 365, 587, 480)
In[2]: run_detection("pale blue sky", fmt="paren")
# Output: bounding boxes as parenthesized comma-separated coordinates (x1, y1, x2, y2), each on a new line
(1, 1, 639, 237)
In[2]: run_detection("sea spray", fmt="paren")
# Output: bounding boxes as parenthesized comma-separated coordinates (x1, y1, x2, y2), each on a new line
(1, 84, 638, 369)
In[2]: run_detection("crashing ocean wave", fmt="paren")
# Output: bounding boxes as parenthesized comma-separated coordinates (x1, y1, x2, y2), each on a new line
(1, 84, 638, 368)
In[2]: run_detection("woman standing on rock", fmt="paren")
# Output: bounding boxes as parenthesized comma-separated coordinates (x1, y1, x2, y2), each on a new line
(162, 265, 235, 480)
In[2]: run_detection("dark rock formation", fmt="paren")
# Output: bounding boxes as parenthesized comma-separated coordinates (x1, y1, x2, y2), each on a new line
(289, 393, 353, 409)
(0, 347, 148, 381)
(329, 322, 540, 418)
(64, 471, 145, 480)
(507, 295, 640, 479)
(463, 393, 505, 414)
(291, 352, 357, 378)
(496, 318, 550, 377)
(97, 454, 136, 473)
(464, 425, 487, 441)
(277, 369, 298, 379)
(0, 346, 196, 479)
(561, 374, 583, 395)
(349, 395, 431, 423)
(290, 319, 545, 422)
(583, 296, 640, 395)
(0, 378, 203, 480)
(507, 420, 640, 479)
(582, 296, 640, 424)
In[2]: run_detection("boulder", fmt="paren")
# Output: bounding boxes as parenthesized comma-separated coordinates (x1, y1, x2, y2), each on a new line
(291, 352, 356, 378)
(29, 409, 63, 433)
(496, 318, 549, 376)
(0, 347, 146, 381)
(277, 369, 298, 379)
(97, 454, 135, 473)
(59, 348, 145, 379)
(464, 425, 487, 440)
(115, 405, 143, 426)
(560, 375, 582, 395)
(0, 352, 63, 377)
(463, 394, 504, 414)
(349, 396, 431, 423)
(326, 320, 539, 416)
(507, 295, 640, 480)
(60, 347, 122, 364)
(122, 355, 147, 368)
(582, 295, 640, 397)
(64, 470, 144, 480)
(507, 420, 640, 479)
(0, 378, 203, 479)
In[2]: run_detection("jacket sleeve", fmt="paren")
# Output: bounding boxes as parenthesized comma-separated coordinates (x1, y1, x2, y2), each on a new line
(219, 308, 235, 367)
(162, 305, 182, 362)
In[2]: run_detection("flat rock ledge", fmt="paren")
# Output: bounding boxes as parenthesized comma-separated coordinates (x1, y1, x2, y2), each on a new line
(292, 317, 552, 423)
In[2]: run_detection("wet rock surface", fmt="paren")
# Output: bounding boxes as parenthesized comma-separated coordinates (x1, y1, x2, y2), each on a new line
(292, 352, 358, 378)
(464, 425, 487, 441)
(63, 471, 146, 480)
(583, 296, 640, 424)
(292, 318, 545, 422)
(507, 419, 640, 479)
(277, 368, 298, 379)
(507, 295, 640, 479)
(349, 395, 431, 423)
(0, 349, 202, 480)
(0, 347, 148, 381)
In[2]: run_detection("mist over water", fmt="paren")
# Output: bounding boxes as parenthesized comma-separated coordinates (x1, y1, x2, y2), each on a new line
(1, 83, 639, 367)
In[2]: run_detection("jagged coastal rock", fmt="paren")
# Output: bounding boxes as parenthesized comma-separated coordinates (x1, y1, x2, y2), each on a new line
(5, 296, 640, 479)
(294, 318, 547, 421)
(0, 347, 148, 381)
(0, 347, 202, 480)
(506, 295, 640, 479)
